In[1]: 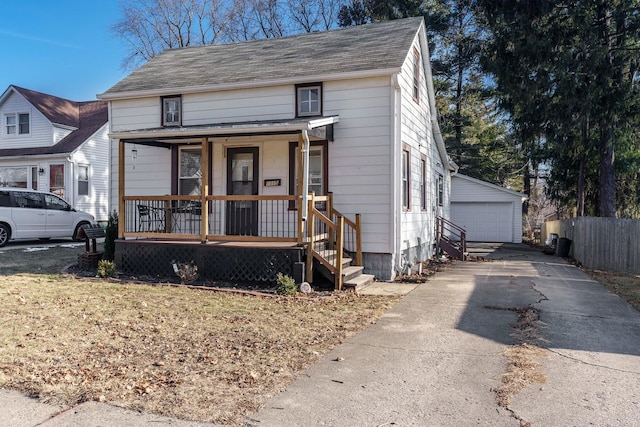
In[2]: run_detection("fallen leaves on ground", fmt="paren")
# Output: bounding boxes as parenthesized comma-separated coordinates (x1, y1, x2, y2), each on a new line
(0, 274, 399, 426)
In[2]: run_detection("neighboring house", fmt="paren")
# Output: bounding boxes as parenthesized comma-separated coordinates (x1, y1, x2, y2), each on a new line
(98, 17, 457, 285)
(450, 174, 526, 243)
(0, 86, 110, 223)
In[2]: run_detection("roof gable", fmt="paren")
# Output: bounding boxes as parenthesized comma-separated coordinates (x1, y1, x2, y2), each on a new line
(9, 86, 81, 128)
(100, 17, 425, 97)
(0, 85, 108, 157)
(453, 174, 527, 199)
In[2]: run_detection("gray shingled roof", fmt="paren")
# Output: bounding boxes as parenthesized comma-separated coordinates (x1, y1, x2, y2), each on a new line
(101, 17, 424, 97)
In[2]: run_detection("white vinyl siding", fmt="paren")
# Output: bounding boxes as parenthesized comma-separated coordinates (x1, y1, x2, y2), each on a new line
(396, 34, 440, 258)
(72, 124, 111, 222)
(324, 77, 392, 254)
(0, 92, 54, 148)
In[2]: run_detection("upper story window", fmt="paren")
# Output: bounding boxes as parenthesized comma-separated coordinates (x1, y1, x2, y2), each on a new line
(162, 96, 182, 126)
(412, 48, 420, 103)
(296, 83, 322, 117)
(4, 113, 30, 135)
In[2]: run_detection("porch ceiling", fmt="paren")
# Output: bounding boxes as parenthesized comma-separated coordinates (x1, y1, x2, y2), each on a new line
(111, 116, 338, 146)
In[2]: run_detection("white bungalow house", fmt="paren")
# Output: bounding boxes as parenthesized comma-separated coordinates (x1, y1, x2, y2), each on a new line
(0, 86, 110, 223)
(98, 17, 457, 287)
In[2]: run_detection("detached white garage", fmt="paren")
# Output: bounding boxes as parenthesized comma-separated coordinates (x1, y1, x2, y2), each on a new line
(451, 174, 526, 243)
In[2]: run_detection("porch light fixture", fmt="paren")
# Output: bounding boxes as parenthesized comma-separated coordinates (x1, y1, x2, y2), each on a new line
(38, 167, 45, 175)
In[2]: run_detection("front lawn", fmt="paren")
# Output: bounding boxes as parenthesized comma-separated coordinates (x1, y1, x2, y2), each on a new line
(0, 245, 398, 426)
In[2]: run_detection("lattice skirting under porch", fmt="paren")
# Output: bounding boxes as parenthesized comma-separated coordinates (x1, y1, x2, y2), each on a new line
(114, 240, 304, 283)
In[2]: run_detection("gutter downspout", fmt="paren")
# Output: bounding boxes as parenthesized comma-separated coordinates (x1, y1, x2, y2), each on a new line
(392, 73, 403, 278)
(301, 129, 310, 222)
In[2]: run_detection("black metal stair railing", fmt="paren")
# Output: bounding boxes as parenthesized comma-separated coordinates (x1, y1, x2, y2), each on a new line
(436, 216, 467, 261)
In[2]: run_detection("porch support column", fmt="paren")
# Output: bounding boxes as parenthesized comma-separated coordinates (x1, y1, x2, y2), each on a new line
(301, 130, 310, 223)
(297, 133, 305, 244)
(118, 139, 125, 239)
(200, 137, 209, 243)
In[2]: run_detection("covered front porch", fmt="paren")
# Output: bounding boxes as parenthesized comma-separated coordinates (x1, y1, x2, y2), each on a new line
(112, 117, 366, 289)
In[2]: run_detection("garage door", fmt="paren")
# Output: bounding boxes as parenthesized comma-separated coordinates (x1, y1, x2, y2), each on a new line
(451, 202, 513, 242)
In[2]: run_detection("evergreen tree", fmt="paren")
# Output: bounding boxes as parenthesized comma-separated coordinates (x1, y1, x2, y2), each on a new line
(478, 0, 640, 217)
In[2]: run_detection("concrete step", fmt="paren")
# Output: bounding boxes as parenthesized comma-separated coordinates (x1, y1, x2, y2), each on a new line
(342, 265, 364, 282)
(343, 274, 375, 291)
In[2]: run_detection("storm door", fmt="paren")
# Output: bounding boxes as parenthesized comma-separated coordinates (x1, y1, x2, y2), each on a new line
(226, 147, 259, 236)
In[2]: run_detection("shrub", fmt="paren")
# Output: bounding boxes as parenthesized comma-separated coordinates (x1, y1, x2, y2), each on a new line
(96, 260, 117, 278)
(172, 260, 199, 285)
(103, 210, 118, 261)
(275, 273, 297, 295)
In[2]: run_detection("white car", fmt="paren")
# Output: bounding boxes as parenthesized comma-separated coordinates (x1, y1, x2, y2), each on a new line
(0, 187, 96, 247)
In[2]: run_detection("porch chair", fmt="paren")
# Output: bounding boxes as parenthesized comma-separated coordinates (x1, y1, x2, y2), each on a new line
(183, 201, 202, 234)
(137, 204, 165, 232)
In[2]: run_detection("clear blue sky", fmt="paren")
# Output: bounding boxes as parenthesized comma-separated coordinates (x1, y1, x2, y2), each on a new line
(0, 1, 129, 101)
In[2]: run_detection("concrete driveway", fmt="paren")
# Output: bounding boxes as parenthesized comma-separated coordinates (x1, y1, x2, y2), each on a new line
(249, 243, 640, 426)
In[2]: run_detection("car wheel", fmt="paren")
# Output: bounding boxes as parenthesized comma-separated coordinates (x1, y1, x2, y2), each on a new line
(73, 222, 90, 241)
(0, 224, 10, 248)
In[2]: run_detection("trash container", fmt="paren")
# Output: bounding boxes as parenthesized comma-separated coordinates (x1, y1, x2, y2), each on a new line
(556, 237, 571, 257)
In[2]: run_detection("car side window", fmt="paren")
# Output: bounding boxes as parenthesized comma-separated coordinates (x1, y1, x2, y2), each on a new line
(44, 194, 70, 211)
(0, 191, 10, 207)
(13, 192, 44, 209)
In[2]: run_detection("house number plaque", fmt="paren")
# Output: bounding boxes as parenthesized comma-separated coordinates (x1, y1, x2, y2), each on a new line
(263, 179, 281, 187)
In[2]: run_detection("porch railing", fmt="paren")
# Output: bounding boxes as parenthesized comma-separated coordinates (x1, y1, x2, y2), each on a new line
(122, 195, 299, 242)
(306, 193, 362, 290)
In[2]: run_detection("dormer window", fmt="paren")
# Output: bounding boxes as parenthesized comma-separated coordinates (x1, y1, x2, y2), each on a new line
(296, 83, 322, 117)
(162, 96, 181, 126)
(4, 113, 30, 135)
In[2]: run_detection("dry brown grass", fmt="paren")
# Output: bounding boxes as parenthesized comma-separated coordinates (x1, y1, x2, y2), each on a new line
(0, 246, 399, 426)
(588, 270, 640, 312)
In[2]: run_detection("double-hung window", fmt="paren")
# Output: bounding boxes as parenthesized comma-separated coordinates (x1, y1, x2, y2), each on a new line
(162, 96, 181, 126)
(296, 83, 322, 117)
(4, 113, 30, 135)
(420, 155, 427, 210)
(78, 165, 89, 196)
(402, 144, 411, 210)
(412, 48, 420, 103)
(437, 173, 444, 207)
(179, 147, 202, 195)
(288, 141, 328, 208)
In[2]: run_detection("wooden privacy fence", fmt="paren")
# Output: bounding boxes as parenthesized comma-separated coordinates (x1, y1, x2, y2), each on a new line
(543, 217, 640, 275)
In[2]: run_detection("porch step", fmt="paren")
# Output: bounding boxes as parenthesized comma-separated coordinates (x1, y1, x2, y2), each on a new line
(343, 273, 375, 291)
(316, 249, 352, 267)
(342, 265, 364, 282)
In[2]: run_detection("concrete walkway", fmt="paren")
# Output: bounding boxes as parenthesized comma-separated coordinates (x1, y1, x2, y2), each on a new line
(2, 244, 639, 426)
(248, 243, 640, 426)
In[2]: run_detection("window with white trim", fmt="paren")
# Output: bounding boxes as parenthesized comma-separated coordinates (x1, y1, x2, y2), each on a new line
(296, 83, 322, 117)
(4, 112, 30, 135)
(78, 165, 89, 196)
(437, 173, 444, 207)
(162, 96, 181, 126)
